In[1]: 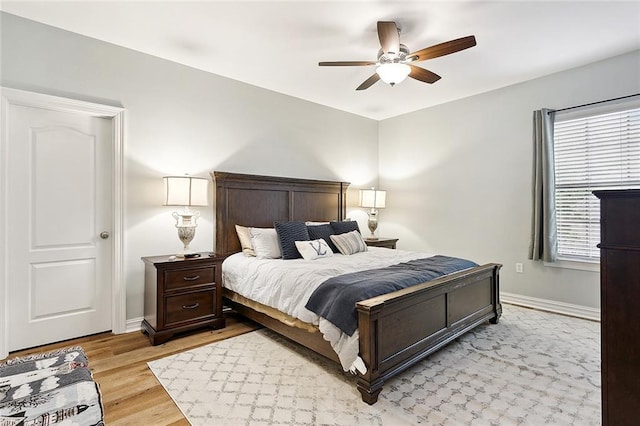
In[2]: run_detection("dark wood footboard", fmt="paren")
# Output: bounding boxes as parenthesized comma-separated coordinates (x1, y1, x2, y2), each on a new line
(355, 263, 502, 404)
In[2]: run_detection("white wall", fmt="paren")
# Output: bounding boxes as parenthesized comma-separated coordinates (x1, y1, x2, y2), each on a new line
(3, 11, 638, 323)
(378, 50, 640, 310)
(1, 13, 378, 320)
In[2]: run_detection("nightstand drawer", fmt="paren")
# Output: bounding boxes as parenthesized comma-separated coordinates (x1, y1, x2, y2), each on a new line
(164, 289, 215, 327)
(164, 266, 215, 291)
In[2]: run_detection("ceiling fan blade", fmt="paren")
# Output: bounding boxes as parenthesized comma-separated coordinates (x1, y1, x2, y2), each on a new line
(356, 74, 380, 91)
(319, 61, 377, 66)
(409, 65, 441, 84)
(408, 35, 477, 62)
(377, 21, 400, 55)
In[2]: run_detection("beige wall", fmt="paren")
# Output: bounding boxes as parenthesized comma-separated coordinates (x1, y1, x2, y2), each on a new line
(378, 50, 640, 309)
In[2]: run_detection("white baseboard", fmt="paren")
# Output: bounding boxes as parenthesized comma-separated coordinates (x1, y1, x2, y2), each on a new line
(501, 292, 600, 322)
(125, 317, 143, 333)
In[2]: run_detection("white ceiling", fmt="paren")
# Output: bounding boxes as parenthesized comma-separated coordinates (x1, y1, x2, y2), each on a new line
(2, 1, 640, 120)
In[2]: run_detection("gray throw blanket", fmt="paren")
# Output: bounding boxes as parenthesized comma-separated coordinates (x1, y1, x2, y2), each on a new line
(305, 255, 478, 336)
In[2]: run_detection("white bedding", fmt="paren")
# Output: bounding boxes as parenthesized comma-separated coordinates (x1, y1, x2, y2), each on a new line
(222, 247, 432, 372)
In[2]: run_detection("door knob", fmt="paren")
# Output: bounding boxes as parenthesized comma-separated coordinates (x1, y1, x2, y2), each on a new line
(100, 231, 110, 239)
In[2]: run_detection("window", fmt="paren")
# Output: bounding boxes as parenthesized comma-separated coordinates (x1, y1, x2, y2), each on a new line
(553, 100, 640, 261)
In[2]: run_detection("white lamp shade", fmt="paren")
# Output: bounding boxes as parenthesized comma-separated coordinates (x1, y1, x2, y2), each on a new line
(163, 176, 209, 207)
(359, 189, 386, 209)
(376, 63, 411, 85)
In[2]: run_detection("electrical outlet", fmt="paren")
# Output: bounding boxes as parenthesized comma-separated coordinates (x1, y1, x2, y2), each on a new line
(516, 263, 524, 273)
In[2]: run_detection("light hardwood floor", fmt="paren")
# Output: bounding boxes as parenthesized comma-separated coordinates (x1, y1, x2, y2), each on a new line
(5, 314, 261, 425)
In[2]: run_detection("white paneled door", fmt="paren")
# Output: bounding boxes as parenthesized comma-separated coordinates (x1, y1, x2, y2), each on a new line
(6, 104, 113, 351)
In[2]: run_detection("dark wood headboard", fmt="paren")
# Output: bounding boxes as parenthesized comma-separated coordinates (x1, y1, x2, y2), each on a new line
(212, 171, 350, 256)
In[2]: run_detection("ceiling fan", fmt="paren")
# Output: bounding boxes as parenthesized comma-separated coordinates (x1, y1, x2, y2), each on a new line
(319, 21, 476, 90)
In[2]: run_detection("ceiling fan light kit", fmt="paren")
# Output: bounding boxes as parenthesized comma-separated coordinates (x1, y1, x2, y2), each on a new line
(319, 21, 476, 90)
(376, 63, 411, 86)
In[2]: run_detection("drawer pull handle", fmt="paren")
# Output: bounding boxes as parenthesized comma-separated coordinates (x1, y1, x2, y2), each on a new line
(183, 275, 200, 281)
(182, 303, 200, 310)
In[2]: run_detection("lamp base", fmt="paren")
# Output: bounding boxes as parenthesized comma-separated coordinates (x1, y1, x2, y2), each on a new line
(367, 209, 379, 240)
(175, 223, 197, 258)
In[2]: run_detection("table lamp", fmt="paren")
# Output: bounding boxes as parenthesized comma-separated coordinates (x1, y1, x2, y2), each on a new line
(359, 187, 386, 240)
(163, 175, 208, 257)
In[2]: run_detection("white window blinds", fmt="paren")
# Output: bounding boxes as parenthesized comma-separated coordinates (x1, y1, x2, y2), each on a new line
(554, 103, 640, 260)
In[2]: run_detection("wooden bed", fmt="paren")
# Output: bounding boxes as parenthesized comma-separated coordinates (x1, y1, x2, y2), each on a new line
(213, 171, 502, 404)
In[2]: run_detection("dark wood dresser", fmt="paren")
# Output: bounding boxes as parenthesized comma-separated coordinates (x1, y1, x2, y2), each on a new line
(142, 253, 225, 345)
(594, 189, 640, 425)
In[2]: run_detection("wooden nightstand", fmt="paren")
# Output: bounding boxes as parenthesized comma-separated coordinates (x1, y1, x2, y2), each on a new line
(141, 253, 225, 345)
(365, 237, 399, 249)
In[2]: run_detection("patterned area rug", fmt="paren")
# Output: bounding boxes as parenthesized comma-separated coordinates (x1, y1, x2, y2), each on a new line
(0, 346, 103, 425)
(148, 305, 600, 425)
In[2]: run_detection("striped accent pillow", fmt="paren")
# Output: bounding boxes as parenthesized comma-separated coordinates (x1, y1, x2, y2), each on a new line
(330, 230, 368, 255)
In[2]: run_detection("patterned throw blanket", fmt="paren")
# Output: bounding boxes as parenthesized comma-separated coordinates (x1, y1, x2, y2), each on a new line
(0, 346, 103, 426)
(305, 255, 478, 336)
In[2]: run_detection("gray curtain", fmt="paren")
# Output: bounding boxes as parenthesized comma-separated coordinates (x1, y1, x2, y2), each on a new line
(529, 108, 558, 262)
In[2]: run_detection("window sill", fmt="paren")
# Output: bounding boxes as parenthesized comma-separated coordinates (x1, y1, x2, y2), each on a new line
(544, 258, 600, 272)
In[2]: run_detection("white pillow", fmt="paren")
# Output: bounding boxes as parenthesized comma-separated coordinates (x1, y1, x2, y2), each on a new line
(235, 225, 255, 256)
(249, 227, 282, 259)
(330, 230, 368, 255)
(295, 238, 334, 261)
